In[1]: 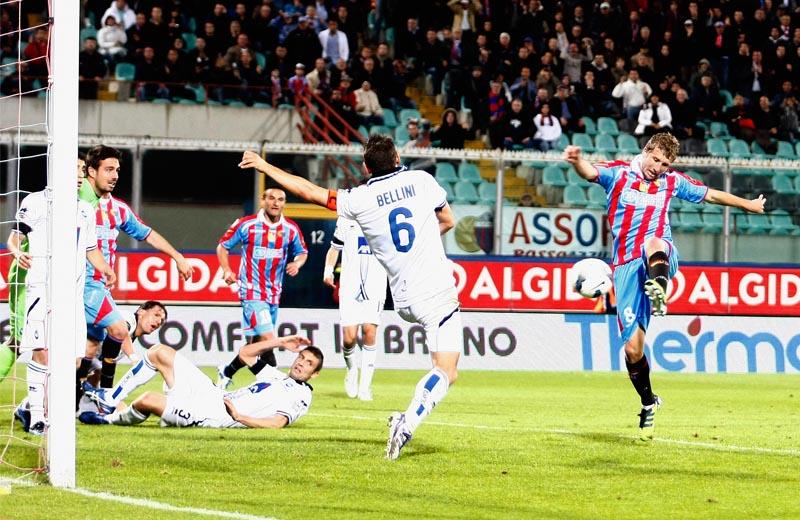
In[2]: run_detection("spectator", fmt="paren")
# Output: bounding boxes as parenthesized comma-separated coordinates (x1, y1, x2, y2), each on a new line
(587, 53, 613, 90)
(464, 66, 490, 135)
(97, 14, 127, 62)
(402, 119, 432, 149)
(79, 37, 107, 100)
(285, 16, 322, 70)
(535, 68, 559, 98)
(773, 81, 798, 110)
(387, 59, 416, 110)
(420, 29, 448, 97)
(198, 20, 224, 60)
(510, 66, 537, 108)
(769, 44, 793, 86)
(448, 0, 481, 33)
(691, 74, 723, 121)
(162, 48, 193, 101)
(304, 5, 324, 34)
(577, 70, 618, 119)
(590, 2, 623, 43)
(675, 19, 702, 79)
(232, 49, 270, 106)
(209, 3, 229, 37)
(188, 36, 213, 83)
(738, 50, 770, 101)
(501, 98, 533, 149)
(102, 0, 136, 31)
(143, 6, 170, 56)
(287, 63, 310, 102)
(560, 41, 593, 84)
(688, 59, 716, 93)
(224, 33, 251, 69)
(518, 193, 537, 207)
(135, 46, 168, 101)
(251, 4, 279, 53)
(724, 94, 756, 141)
(23, 27, 48, 79)
(329, 57, 349, 88)
(334, 5, 358, 54)
(706, 21, 734, 88)
(532, 103, 562, 151)
(329, 87, 358, 140)
(226, 20, 243, 52)
(232, 2, 253, 37)
(635, 94, 673, 136)
(612, 68, 652, 122)
(126, 12, 148, 59)
(670, 88, 705, 140)
(778, 96, 799, 144)
(396, 18, 423, 62)
(269, 68, 289, 107)
(752, 95, 779, 153)
(551, 85, 584, 133)
(208, 55, 238, 103)
(654, 44, 679, 84)
(0, 63, 33, 97)
(354, 80, 384, 126)
(306, 58, 330, 96)
(265, 45, 292, 80)
(432, 108, 469, 149)
(319, 19, 349, 64)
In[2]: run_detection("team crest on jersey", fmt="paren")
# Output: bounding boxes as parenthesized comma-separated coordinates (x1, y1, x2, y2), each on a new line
(357, 236, 372, 255)
(268, 229, 276, 242)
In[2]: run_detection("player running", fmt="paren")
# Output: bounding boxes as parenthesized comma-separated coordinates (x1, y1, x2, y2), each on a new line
(81, 335, 322, 429)
(323, 216, 388, 401)
(215, 188, 308, 388)
(563, 133, 765, 438)
(239, 135, 460, 460)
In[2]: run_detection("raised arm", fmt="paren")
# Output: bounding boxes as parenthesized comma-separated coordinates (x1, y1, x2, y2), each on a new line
(237, 335, 312, 365)
(562, 145, 599, 181)
(705, 189, 765, 213)
(145, 230, 193, 280)
(239, 151, 330, 208)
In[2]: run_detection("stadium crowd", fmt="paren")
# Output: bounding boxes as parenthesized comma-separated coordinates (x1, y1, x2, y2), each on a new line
(1, 0, 798, 149)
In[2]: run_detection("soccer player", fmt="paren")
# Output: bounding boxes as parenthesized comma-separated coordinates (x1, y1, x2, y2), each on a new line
(81, 335, 322, 429)
(238, 136, 461, 460)
(563, 133, 765, 438)
(323, 216, 388, 401)
(81, 145, 193, 399)
(215, 188, 308, 388)
(11, 157, 116, 434)
(0, 236, 27, 381)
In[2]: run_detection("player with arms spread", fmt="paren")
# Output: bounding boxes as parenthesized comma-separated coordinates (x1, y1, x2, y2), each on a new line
(564, 132, 765, 438)
(239, 135, 460, 460)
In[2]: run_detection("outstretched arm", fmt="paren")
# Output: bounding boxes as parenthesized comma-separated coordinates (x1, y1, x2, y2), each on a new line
(145, 230, 194, 280)
(239, 151, 330, 208)
(238, 334, 312, 361)
(562, 145, 599, 181)
(704, 189, 765, 213)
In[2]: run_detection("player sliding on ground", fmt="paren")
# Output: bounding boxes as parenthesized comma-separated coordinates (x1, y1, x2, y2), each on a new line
(239, 135, 461, 460)
(563, 133, 766, 439)
(80, 335, 322, 429)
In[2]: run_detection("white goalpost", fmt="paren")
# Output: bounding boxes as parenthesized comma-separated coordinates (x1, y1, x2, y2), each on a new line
(47, 1, 79, 488)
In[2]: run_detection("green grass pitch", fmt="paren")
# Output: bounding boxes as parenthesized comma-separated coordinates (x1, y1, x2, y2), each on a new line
(1, 367, 798, 519)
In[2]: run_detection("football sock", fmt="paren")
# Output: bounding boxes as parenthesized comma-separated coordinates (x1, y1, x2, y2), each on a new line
(107, 353, 158, 406)
(222, 355, 247, 378)
(100, 336, 124, 388)
(27, 361, 47, 425)
(106, 404, 149, 425)
(249, 350, 276, 375)
(359, 344, 376, 392)
(647, 251, 669, 291)
(402, 367, 450, 434)
(76, 357, 94, 408)
(343, 345, 357, 370)
(626, 355, 655, 406)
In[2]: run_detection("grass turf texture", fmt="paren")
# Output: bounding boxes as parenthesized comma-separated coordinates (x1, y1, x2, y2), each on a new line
(1, 368, 798, 519)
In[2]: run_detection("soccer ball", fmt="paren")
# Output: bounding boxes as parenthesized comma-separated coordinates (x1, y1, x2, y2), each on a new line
(572, 258, 613, 299)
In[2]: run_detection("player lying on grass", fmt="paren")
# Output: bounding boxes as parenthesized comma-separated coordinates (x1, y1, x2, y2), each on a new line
(80, 335, 322, 428)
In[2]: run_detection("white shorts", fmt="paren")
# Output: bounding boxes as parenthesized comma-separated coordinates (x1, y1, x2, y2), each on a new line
(20, 283, 87, 358)
(161, 354, 232, 428)
(339, 296, 384, 326)
(396, 288, 462, 353)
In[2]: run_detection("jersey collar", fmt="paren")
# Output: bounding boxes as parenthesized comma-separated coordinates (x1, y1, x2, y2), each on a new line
(257, 209, 284, 227)
(366, 165, 407, 185)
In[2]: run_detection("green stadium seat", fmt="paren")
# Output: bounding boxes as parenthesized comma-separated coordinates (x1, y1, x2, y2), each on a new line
(115, 62, 136, 81)
(398, 108, 421, 126)
(435, 163, 458, 183)
(394, 125, 409, 145)
(597, 117, 620, 136)
(554, 134, 569, 151)
(563, 185, 588, 207)
(728, 138, 751, 158)
(382, 110, 399, 128)
(566, 168, 587, 184)
(617, 133, 639, 154)
(749, 141, 768, 158)
(80, 27, 97, 43)
(595, 134, 618, 155)
(478, 182, 497, 201)
(253, 102, 271, 109)
(732, 209, 750, 233)
(751, 174, 774, 194)
(772, 174, 793, 194)
(709, 121, 731, 140)
(677, 207, 703, 232)
(458, 162, 482, 183)
(571, 133, 595, 152)
(582, 117, 597, 136)
(177, 98, 197, 105)
(181, 32, 197, 50)
(453, 180, 480, 203)
(706, 138, 729, 158)
(442, 182, 455, 202)
(719, 89, 734, 108)
(224, 100, 246, 107)
(776, 141, 797, 159)
(542, 165, 567, 187)
(586, 184, 607, 209)
(369, 125, 389, 136)
(669, 197, 685, 211)
(187, 84, 207, 102)
(701, 205, 724, 233)
(151, 98, 171, 104)
(796, 142, 800, 157)
(769, 210, 799, 235)
(358, 125, 369, 139)
(254, 52, 266, 69)
(745, 213, 771, 234)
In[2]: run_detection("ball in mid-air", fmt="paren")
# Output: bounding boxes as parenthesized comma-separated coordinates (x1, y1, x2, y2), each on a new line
(572, 258, 613, 299)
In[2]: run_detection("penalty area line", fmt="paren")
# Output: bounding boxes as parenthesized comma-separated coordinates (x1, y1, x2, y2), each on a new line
(310, 412, 800, 457)
(0, 478, 280, 520)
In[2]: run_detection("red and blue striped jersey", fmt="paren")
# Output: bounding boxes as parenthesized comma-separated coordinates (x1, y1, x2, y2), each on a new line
(593, 155, 708, 267)
(86, 196, 152, 283)
(219, 212, 308, 303)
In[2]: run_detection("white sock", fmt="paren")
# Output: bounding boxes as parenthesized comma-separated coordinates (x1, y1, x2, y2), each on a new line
(26, 361, 48, 425)
(107, 352, 158, 406)
(359, 344, 377, 392)
(343, 345, 357, 371)
(402, 368, 450, 434)
(106, 404, 149, 425)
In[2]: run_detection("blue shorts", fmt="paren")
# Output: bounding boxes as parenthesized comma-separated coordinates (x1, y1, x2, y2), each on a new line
(84, 281, 124, 341)
(613, 241, 679, 343)
(241, 300, 279, 337)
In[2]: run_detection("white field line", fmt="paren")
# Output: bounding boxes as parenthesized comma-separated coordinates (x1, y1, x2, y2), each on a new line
(310, 412, 800, 457)
(0, 477, 279, 520)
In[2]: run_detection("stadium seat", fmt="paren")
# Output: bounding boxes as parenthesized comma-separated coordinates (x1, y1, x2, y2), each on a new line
(617, 133, 639, 155)
(542, 165, 567, 187)
(706, 138, 729, 158)
(453, 180, 480, 203)
(776, 141, 797, 159)
(731, 171, 753, 196)
(669, 197, 684, 211)
(727, 139, 751, 158)
(773, 174, 794, 194)
(701, 205, 724, 233)
(571, 133, 595, 152)
(595, 134, 618, 155)
(709, 122, 731, 140)
(369, 125, 389, 136)
(115, 62, 136, 81)
(151, 98, 171, 104)
(682, 138, 707, 156)
(80, 27, 97, 43)
(566, 168, 586, 185)
(458, 162, 482, 183)
(254, 52, 266, 69)
(382, 110, 399, 128)
(442, 182, 455, 202)
(704, 168, 724, 188)
(745, 213, 771, 234)
(796, 142, 800, 157)
(586, 184, 607, 209)
(478, 182, 497, 201)
(597, 117, 620, 136)
(398, 108, 421, 126)
(181, 32, 197, 50)
(719, 89, 734, 108)
(769, 210, 799, 235)
(751, 175, 774, 194)
(563, 185, 588, 207)
(394, 125, 409, 144)
(435, 162, 458, 183)
(750, 141, 768, 158)
(177, 98, 197, 105)
(187, 84, 207, 103)
(582, 117, 597, 136)
(358, 125, 369, 139)
(677, 208, 703, 232)
(554, 134, 570, 151)
(731, 208, 750, 233)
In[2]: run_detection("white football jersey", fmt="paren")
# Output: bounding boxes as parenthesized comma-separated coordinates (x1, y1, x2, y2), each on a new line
(331, 216, 388, 304)
(223, 366, 312, 427)
(336, 169, 454, 308)
(15, 190, 97, 286)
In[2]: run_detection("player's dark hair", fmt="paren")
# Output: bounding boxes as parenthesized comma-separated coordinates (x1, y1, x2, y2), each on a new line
(85, 145, 122, 173)
(304, 346, 324, 372)
(363, 134, 397, 174)
(139, 300, 168, 321)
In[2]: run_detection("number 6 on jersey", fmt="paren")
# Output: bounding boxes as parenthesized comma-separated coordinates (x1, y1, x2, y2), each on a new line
(389, 207, 415, 252)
